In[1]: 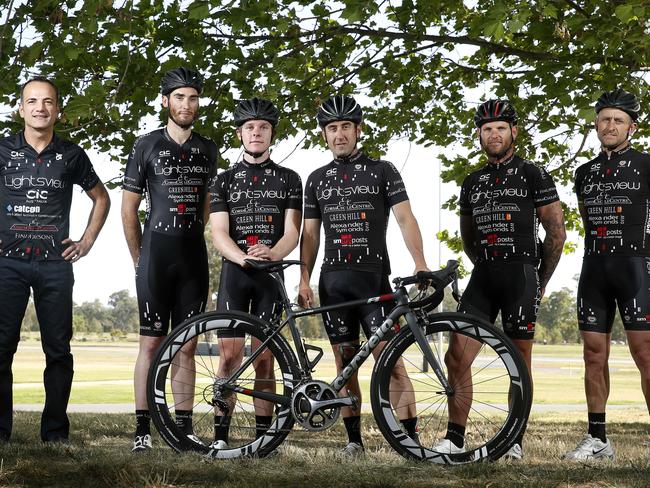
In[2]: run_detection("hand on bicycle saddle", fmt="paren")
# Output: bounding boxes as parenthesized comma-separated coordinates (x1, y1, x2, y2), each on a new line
(246, 243, 275, 261)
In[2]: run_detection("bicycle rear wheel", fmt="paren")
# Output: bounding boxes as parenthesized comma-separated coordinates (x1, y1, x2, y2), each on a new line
(371, 312, 532, 463)
(147, 311, 299, 458)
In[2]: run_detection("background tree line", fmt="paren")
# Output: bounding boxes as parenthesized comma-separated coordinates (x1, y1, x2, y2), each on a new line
(20, 276, 625, 344)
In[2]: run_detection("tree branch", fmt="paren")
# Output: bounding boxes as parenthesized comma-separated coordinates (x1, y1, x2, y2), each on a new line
(0, 0, 15, 59)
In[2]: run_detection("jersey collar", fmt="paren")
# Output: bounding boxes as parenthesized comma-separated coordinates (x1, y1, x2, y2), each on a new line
(15, 131, 60, 153)
(485, 154, 516, 171)
(333, 151, 364, 165)
(600, 143, 633, 159)
(240, 157, 273, 169)
(163, 127, 193, 146)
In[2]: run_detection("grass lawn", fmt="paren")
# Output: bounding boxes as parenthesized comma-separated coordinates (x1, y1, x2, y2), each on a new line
(11, 340, 647, 407)
(1, 410, 650, 487)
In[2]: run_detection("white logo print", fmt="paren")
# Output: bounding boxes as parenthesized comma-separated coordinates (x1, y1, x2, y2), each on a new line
(56, 153, 63, 161)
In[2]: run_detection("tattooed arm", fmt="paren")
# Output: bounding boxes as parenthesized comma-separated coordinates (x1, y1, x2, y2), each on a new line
(537, 200, 566, 296)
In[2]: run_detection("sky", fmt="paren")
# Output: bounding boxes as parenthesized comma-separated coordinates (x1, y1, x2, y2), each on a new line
(68, 127, 591, 306)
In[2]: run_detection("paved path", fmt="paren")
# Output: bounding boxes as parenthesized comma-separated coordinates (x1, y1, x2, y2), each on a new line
(14, 403, 647, 414)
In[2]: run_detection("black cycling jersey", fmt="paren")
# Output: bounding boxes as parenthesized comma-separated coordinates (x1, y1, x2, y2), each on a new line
(123, 128, 218, 235)
(459, 155, 559, 264)
(577, 256, 650, 333)
(0, 132, 99, 261)
(209, 158, 302, 251)
(574, 146, 650, 256)
(304, 152, 408, 274)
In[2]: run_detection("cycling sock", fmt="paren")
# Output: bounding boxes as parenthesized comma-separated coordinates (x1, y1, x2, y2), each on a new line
(175, 409, 193, 435)
(214, 415, 231, 443)
(135, 410, 151, 437)
(255, 415, 273, 438)
(445, 422, 465, 448)
(343, 416, 363, 446)
(401, 417, 418, 438)
(588, 412, 607, 442)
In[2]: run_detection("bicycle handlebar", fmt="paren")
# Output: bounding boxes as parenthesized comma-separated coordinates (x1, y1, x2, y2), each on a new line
(393, 260, 460, 310)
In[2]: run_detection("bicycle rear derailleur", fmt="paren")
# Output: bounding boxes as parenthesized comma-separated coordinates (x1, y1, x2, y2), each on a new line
(291, 380, 356, 431)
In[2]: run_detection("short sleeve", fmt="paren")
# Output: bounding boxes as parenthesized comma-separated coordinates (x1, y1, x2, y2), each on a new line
(209, 171, 229, 213)
(303, 173, 321, 219)
(123, 136, 147, 194)
(286, 170, 303, 211)
(459, 176, 472, 216)
(382, 161, 408, 207)
(69, 147, 99, 191)
(527, 164, 560, 207)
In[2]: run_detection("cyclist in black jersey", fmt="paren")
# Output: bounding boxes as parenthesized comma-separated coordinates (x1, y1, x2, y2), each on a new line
(299, 95, 429, 456)
(442, 100, 566, 459)
(208, 97, 302, 449)
(121, 68, 217, 452)
(566, 88, 650, 461)
(0, 77, 110, 443)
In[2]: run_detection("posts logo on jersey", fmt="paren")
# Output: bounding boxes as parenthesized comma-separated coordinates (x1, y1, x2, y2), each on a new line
(177, 204, 186, 214)
(246, 235, 259, 247)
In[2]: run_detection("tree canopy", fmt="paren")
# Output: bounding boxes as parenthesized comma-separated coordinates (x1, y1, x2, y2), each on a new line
(2, 0, 648, 224)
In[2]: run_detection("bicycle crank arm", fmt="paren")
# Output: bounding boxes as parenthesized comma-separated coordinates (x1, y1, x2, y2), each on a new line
(307, 396, 355, 411)
(227, 385, 291, 407)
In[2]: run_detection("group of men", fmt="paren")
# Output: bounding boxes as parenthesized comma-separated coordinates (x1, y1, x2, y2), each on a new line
(0, 69, 648, 464)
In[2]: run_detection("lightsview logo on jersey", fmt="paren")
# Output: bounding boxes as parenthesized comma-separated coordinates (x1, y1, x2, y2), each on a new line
(4, 175, 67, 189)
(469, 187, 528, 204)
(228, 189, 287, 203)
(316, 185, 380, 201)
(154, 165, 210, 176)
(582, 181, 641, 194)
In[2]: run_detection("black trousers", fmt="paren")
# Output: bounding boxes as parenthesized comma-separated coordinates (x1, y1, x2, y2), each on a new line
(0, 257, 74, 441)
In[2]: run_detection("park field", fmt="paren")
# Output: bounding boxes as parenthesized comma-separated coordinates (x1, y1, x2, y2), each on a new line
(10, 339, 648, 409)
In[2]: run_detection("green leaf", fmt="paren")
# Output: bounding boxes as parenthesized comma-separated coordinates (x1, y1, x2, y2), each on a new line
(65, 46, 80, 60)
(542, 4, 558, 19)
(614, 4, 635, 23)
(188, 1, 209, 20)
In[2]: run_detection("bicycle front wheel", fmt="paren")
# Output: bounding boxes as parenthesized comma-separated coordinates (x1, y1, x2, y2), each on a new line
(371, 312, 532, 463)
(147, 311, 299, 458)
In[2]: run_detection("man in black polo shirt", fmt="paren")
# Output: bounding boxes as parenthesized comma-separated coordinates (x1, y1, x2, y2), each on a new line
(437, 99, 565, 459)
(0, 76, 110, 443)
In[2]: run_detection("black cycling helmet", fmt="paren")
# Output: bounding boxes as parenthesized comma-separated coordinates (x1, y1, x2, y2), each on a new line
(474, 99, 518, 127)
(316, 95, 363, 128)
(595, 88, 640, 121)
(234, 97, 279, 127)
(160, 67, 203, 96)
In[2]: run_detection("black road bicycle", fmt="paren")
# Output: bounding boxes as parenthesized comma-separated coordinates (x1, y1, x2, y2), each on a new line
(147, 259, 532, 464)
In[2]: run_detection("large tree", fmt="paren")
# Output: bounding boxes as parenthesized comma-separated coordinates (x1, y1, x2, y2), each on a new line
(1, 0, 648, 225)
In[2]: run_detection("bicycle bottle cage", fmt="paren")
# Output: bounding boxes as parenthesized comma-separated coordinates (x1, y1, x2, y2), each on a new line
(303, 342, 324, 371)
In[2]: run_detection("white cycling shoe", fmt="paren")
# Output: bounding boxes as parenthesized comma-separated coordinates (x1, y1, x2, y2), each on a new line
(431, 438, 465, 454)
(564, 434, 615, 461)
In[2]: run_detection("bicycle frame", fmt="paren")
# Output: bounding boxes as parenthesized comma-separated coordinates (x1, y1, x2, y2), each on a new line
(222, 269, 453, 407)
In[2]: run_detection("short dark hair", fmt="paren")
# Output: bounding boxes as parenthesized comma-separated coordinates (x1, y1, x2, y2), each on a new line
(20, 76, 60, 105)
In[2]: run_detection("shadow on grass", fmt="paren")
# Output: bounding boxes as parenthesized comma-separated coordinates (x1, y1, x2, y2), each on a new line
(0, 412, 649, 487)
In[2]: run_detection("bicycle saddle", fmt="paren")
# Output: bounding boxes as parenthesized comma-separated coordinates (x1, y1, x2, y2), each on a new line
(244, 259, 304, 272)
